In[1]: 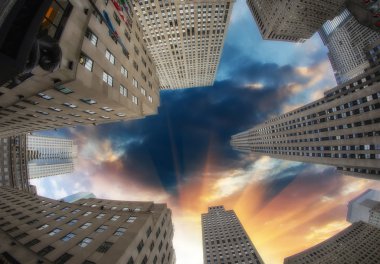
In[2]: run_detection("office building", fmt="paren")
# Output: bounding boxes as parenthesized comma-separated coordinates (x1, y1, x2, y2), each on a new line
(246, 0, 346, 43)
(0, 0, 161, 138)
(62, 192, 96, 203)
(319, 9, 380, 84)
(231, 45, 380, 179)
(284, 221, 380, 264)
(347, 189, 380, 228)
(133, 0, 235, 89)
(27, 134, 77, 179)
(0, 135, 30, 192)
(0, 186, 175, 264)
(202, 206, 264, 264)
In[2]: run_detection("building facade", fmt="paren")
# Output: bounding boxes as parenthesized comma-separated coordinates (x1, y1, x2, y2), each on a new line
(0, 186, 175, 264)
(201, 206, 264, 264)
(246, 0, 346, 43)
(284, 221, 380, 264)
(231, 50, 380, 179)
(0, 0, 161, 138)
(347, 189, 380, 228)
(27, 134, 77, 179)
(0, 135, 30, 192)
(133, 0, 235, 89)
(319, 9, 380, 84)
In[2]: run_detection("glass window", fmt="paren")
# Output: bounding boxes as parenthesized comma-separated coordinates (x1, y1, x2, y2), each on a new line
(126, 216, 137, 223)
(121, 66, 128, 77)
(48, 228, 62, 236)
(103, 72, 113, 86)
(80, 53, 93, 71)
(114, 227, 126, 236)
(96, 225, 108, 233)
(105, 50, 115, 64)
(78, 237, 93, 248)
(110, 215, 120, 221)
(80, 222, 92, 229)
(61, 233, 76, 242)
(85, 28, 98, 46)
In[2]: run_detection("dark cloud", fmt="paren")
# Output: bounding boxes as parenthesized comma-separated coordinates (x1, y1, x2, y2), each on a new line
(70, 57, 322, 195)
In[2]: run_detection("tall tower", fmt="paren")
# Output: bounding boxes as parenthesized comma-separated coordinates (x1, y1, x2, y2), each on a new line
(133, 0, 235, 89)
(27, 134, 77, 179)
(347, 189, 380, 228)
(284, 222, 380, 264)
(246, 0, 346, 43)
(319, 9, 380, 84)
(231, 43, 380, 179)
(201, 206, 264, 264)
(0, 186, 175, 264)
(0, 0, 161, 138)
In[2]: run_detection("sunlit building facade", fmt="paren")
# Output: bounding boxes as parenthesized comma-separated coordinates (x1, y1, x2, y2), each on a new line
(0, 186, 175, 264)
(27, 134, 77, 179)
(133, 0, 235, 89)
(347, 189, 380, 228)
(202, 206, 264, 264)
(319, 9, 380, 84)
(231, 56, 380, 179)
(0, 0, 161, 138)
(246, 0, 346, 43)
(284, 221, 380, 264)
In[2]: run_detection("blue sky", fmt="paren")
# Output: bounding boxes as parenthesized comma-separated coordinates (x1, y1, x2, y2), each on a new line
(30, 1, 380, 263)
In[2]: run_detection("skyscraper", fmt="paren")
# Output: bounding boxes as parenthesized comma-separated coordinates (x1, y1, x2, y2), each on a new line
(27, 134, 77, 179)
(347, 189, 380, 228)
(0, 0, 161, 138)
(133, 0, 235, 89)
(319, 9, 380, 84)
(284, 221, 380, 264)
(231, 45, 380, 179)
(0, 135, 30, 192)
(0, 186, 175, 264)
(201, 206, 264, 264)
(62, 192, 96, 203)
(246, 0, 346, 43)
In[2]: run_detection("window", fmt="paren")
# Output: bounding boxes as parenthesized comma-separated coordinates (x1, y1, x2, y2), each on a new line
(71, 209, 81, 214)
(113, 11, 121, 25)
(137, 240, 144, 253)
(45, 212, 56, 218)
(49, 107, 62, 112)
(63, 102, 77, 108)
(55, 216, 66, 222)
(81, 98, 97, 105)
(84, 110, 96, 115)
(148, 95, 153, 103)
(146, 227, 152, 237)
(80, 53, 93, 71)
(132, 78, 138, 88)
(38, 245, 55, 256)
(83, 211, 92, 216)
(141, 88, 146, 96)
(78, 237, 93, 248)
(24, 239, 40, 247)
(103, 72, 113, 86)
(96, 225, 108, 233)
(48, 228, 62, 236)
(96, 213, 106, 219)
(121, 66, 128, 77)
(132, 95, 138, 105)
(55, 85, 73, 94)
(54, 253, 72, 264)
(126, 216, 137, 223)
(122, 207, 129, 211)
(127, 257, 134, 264)
(37, 224, 49, 230)
(86, 28, 98, 46)
(116, 113, 126, 117)
(134, 208, 141, 212)
(105, 49, 115, 64)
(101, 106, 113, 112)
(114, 227, 126, 236)
(80, 222, 92, 229)
(67, 219, 78, 226)
(38, 93, 53, 100)
(120, 85, 128, 97)
(61, 233, 76, 242)
(97, 241, 113, 253)
(141, 256, 148, 264)
(110, 215, 120, 221)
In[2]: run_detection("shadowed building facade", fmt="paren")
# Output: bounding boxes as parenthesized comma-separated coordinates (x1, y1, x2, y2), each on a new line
(133, 0, 235, 89)
(0, 0, 161, 138)
(0, 186, 175, 264)
(231, 45, 380, 179)
(284, 221, 380, 264)
(319, 9, 380, 85)
(246, 0, 346, 43)
(347, 189, 380, 228)
(202, 206, 264, 264)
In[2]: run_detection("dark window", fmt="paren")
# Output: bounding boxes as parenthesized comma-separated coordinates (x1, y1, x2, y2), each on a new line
(38, 246, 55, 256)
(24, 239, 40, 247)
(0, 252, 21, 264)
(113, 12, 121, 25)
(127, 257, 134, 264)
(54, 253, 73, 264)
(141, 256, 148, 264)
(96, 241, 113, 253)
(137, 240, 144, 253)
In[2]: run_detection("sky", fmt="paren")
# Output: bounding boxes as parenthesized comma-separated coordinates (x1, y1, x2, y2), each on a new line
(30, 1, 380, 264)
